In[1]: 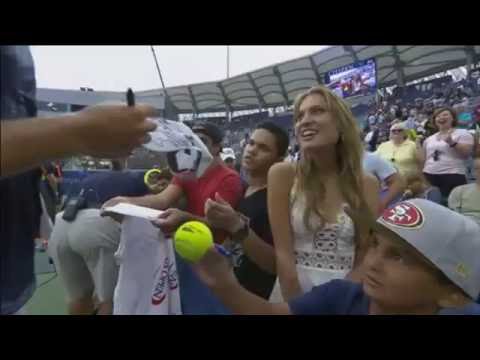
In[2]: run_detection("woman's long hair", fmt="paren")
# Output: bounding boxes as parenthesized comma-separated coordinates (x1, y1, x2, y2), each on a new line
(292, 85, 373, 233)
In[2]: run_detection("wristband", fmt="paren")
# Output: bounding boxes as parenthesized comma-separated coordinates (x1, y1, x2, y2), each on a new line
(231, 213, 250, 244)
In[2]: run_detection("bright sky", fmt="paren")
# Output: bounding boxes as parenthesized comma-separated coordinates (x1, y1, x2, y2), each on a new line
(30, 46, 328, 91)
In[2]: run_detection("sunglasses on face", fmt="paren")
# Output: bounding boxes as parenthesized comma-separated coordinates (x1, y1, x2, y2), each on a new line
(390, 129, 403, 134)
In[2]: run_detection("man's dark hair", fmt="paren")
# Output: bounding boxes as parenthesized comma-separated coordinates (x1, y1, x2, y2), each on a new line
(255, 121, 289, 157)
(192, 121, 224, 145)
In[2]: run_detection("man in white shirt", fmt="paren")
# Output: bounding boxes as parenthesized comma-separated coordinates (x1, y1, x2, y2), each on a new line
(363, 151, 406, 213)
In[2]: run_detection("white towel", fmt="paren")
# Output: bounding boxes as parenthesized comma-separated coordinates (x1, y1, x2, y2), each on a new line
(113, 216, 182, 315)
(39, 194, 53, 240)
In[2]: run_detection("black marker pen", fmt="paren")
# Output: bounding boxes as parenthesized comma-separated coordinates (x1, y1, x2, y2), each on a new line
(126, 88, 135, 107)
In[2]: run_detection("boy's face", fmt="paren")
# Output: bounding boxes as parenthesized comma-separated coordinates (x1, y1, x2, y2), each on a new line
(362, 229, 447, 313)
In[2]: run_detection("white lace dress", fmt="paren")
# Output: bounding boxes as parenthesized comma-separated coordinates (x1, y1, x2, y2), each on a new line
(269, 191, 356, 302)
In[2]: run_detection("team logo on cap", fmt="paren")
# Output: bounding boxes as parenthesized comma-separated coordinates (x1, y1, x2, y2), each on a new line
(381, 202, 424, 229)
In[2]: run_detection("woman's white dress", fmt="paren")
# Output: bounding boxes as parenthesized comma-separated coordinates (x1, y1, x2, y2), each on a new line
(270, 190, 356, 302)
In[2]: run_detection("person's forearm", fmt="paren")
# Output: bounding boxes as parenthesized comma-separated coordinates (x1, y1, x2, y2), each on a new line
(279, 275, 303, 301)
(381, 176, 406, 209)
(380, 187, 401, 209)
(242, 231, 276, 274)
(1, 116, 80, 177)
(416, 147, 425, 167)
(379, 194, 395, 211)
(209, 273, 280, 315)
(452, 143, 473, 158)
(128, 194, 169, 210)
(47, 176, 58, 193)
(276, 255, 302, 300)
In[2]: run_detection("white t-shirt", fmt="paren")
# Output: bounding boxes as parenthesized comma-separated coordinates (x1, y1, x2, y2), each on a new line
(114, 217, 182, 315)
(423, 129, 474, 175)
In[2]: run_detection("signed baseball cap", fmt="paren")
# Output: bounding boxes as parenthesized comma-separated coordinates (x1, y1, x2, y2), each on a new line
(144, 118, 213, 179)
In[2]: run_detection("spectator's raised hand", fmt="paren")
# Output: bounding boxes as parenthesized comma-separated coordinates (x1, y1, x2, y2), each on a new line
(71, 104, 157, 158)
(205, 192, 243, 234)
(443, 129, 456, 146)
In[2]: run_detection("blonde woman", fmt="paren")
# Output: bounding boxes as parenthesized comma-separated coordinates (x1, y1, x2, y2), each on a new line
(268, 86, 379, 302)
(375, 122, 419, 177)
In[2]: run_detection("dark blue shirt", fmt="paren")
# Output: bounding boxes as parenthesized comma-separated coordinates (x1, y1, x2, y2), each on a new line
(76, 171, 149, 207)
(0, 46, 41, 314)
(289, 280, 480, 315)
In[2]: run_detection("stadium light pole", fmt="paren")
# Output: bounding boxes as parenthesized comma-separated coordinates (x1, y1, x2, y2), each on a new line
(150, 46, 168, 95)
(150, 46, 174, 119)
(226, 45, 231, 122)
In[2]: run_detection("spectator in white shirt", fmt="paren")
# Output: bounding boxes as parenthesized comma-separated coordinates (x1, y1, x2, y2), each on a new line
(417, 107, 474, 201)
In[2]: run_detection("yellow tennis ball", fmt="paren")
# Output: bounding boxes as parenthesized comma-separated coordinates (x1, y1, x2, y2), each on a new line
(144, 169, 162, 186)
(174, 221, 214, 263)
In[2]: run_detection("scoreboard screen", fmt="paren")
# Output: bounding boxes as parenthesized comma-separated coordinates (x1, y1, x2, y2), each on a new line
(324, 58, 377, 99)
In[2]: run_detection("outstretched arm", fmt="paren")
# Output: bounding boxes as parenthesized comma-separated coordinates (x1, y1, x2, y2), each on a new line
(1, 104, 156, 177)
(268, 162, 301, 300)
(193, 248, 290, 315)
(380, 172, 406, 211)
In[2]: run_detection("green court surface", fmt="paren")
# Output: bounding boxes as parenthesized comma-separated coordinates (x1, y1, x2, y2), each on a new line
(26, 251, 67, 315)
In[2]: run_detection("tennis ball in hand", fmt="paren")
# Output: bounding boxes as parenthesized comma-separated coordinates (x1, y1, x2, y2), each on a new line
(174, 221, 214, 263)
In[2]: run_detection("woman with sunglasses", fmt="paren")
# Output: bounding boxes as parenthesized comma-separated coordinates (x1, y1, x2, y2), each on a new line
(375, 122, 418, 177)
(418, 107, 474, 201)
